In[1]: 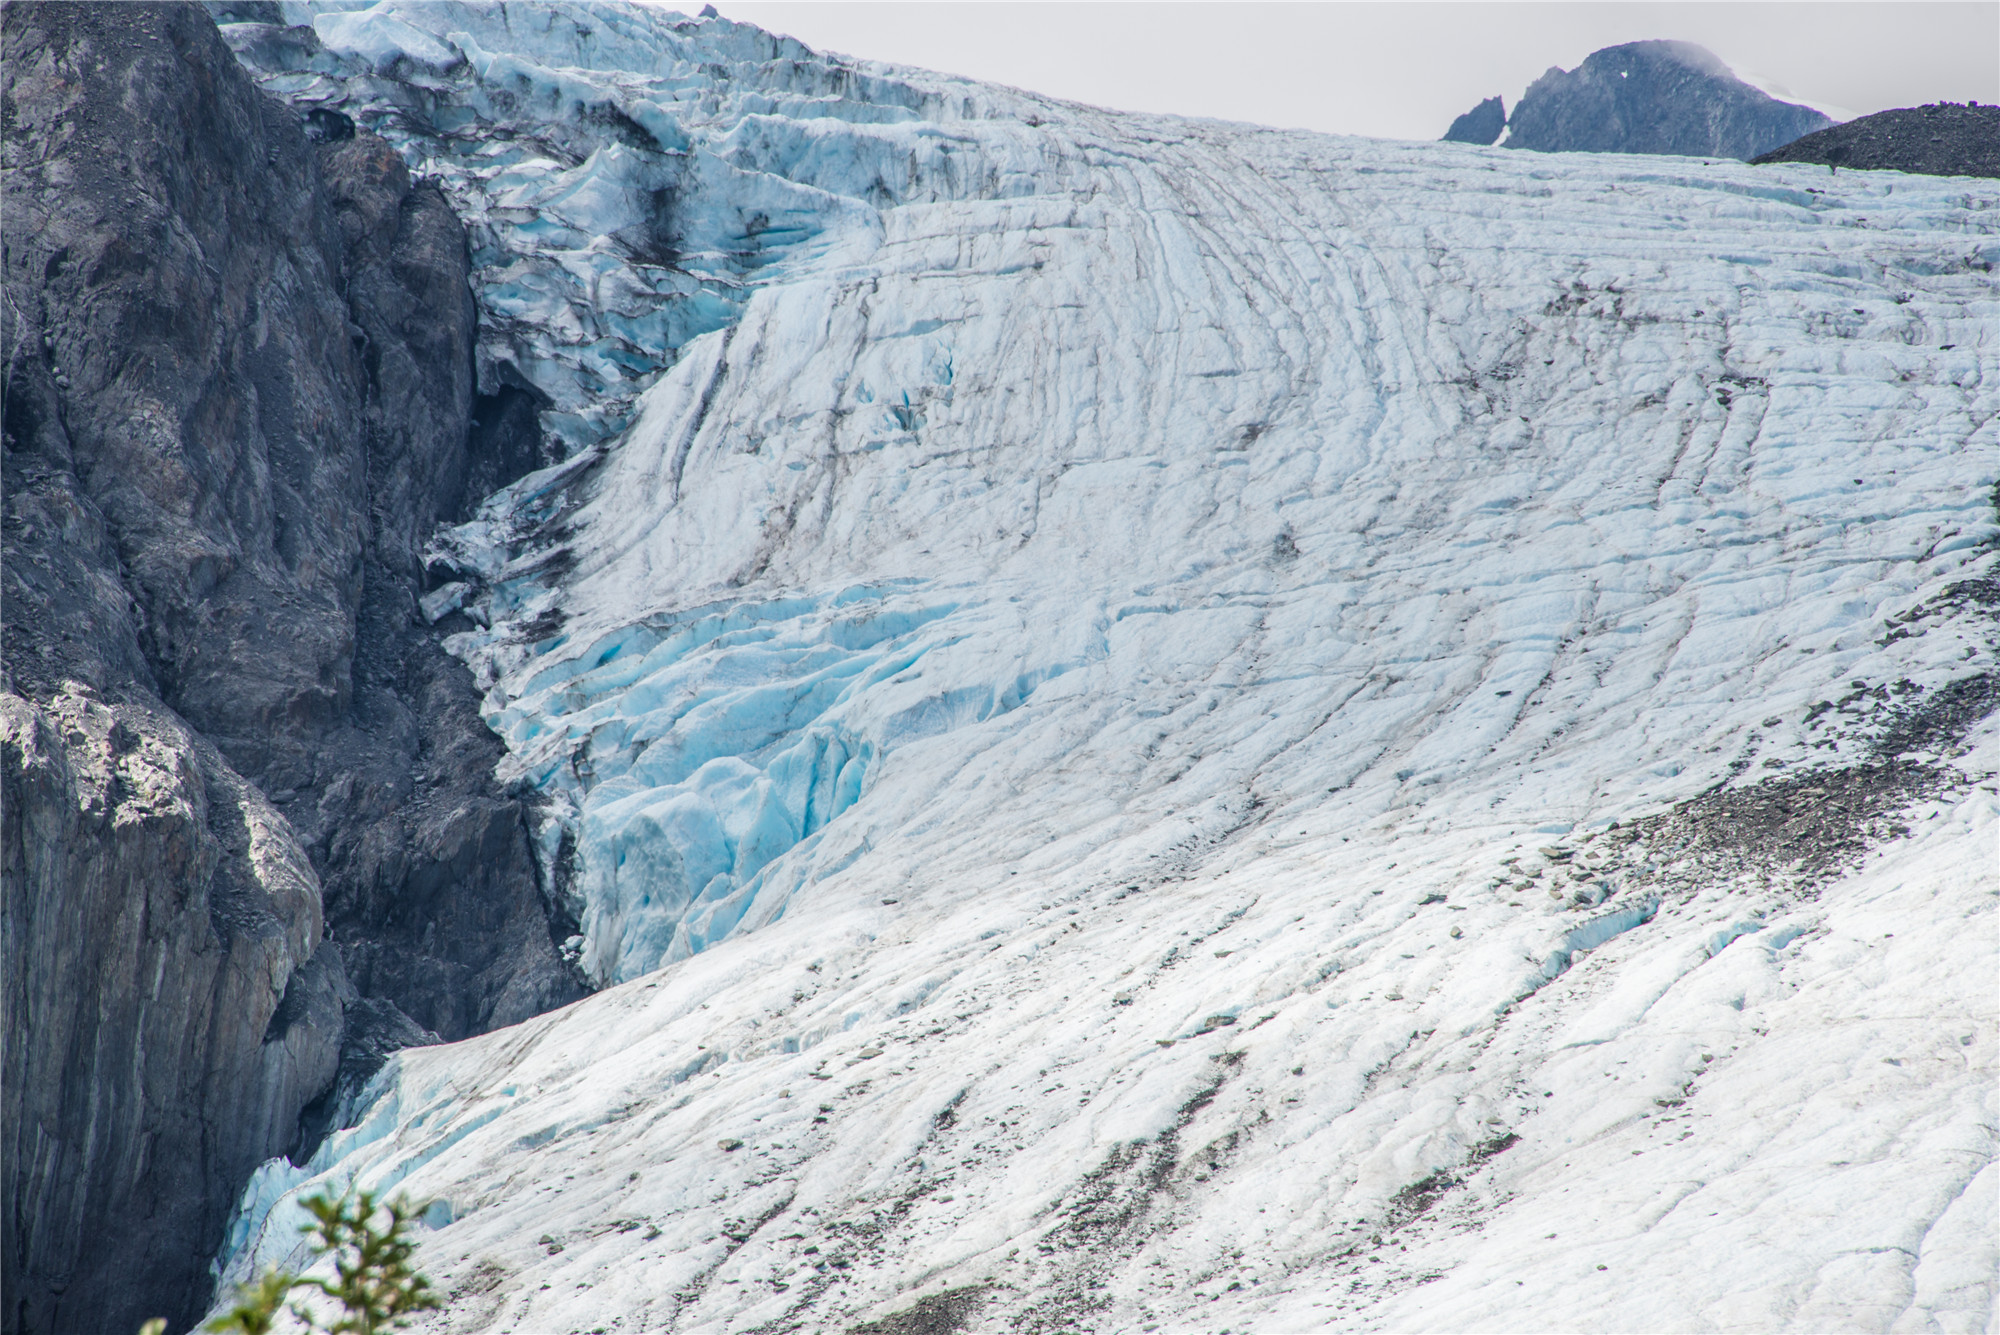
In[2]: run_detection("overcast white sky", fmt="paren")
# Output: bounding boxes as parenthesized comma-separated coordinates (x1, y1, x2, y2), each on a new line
(698, 2, 2000, 141)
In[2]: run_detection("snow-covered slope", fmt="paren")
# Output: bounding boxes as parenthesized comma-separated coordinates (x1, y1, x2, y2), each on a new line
(213, 5, 1998, 1331)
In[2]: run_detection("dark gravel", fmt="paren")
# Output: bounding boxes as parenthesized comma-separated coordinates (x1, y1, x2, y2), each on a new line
(1752, 102, 2000, 178)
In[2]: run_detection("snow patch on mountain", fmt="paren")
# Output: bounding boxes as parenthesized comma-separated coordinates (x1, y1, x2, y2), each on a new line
(212, 5, 1997, 1331)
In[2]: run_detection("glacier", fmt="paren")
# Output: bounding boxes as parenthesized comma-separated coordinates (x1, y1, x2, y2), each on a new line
(210, 4, 1996, 1332)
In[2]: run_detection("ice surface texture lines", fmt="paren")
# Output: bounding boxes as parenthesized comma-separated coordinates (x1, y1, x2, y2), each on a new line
(448, 109, 1996, 984)
(211, 6, 1997, 1332)
(222, 2, 1999, 987)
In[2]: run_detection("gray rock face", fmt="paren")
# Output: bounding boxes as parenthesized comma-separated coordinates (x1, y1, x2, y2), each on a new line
(1442, 95, 1506, 146)
(285, 126, 585, 1053)
(1, 4, 582, 1331)
(1, 691, 340, 1335)
(1752, 102, 2000, 179)
(1501, 40, 1831, 160)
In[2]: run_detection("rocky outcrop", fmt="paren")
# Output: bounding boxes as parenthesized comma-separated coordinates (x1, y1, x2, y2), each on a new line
(1, 5, 581, 1331)
(1, 691, 340, 1335)
(1751, 102, 2000, 179)
(1441, 95, 1505, 146)
(283, 123, 585, 1051)
(1454, 40, 1831, 160)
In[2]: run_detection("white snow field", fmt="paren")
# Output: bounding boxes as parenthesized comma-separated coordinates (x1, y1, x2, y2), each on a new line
(213, 5, 1999, 1332)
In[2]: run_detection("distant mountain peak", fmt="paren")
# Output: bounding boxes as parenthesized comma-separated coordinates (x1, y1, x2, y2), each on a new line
(1441, 39, 1832, 160)
(1442, 94, 1506, 145)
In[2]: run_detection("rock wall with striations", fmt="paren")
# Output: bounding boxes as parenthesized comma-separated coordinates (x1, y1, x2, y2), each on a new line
(1, 5, 581, 1332)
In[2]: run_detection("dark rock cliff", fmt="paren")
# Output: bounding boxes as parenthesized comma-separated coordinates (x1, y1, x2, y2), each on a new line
(1, 5, 582, 1332)
(1474, 40, 1831, 160)
(1751, 102, 2000, 179)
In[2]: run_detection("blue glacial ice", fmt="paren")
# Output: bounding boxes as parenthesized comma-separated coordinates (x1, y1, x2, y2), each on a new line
(219, 0, 1042, 452)
(207, 6, 1999, 1333)
(218, 1, 1109, 981)
(221, 0, 1999, 990)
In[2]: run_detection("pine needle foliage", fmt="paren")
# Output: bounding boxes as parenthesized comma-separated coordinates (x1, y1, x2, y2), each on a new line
(203, 1269, 297, 1335)
(294, 1189, 439, 1334)
(192, 1188, 439, 1335)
